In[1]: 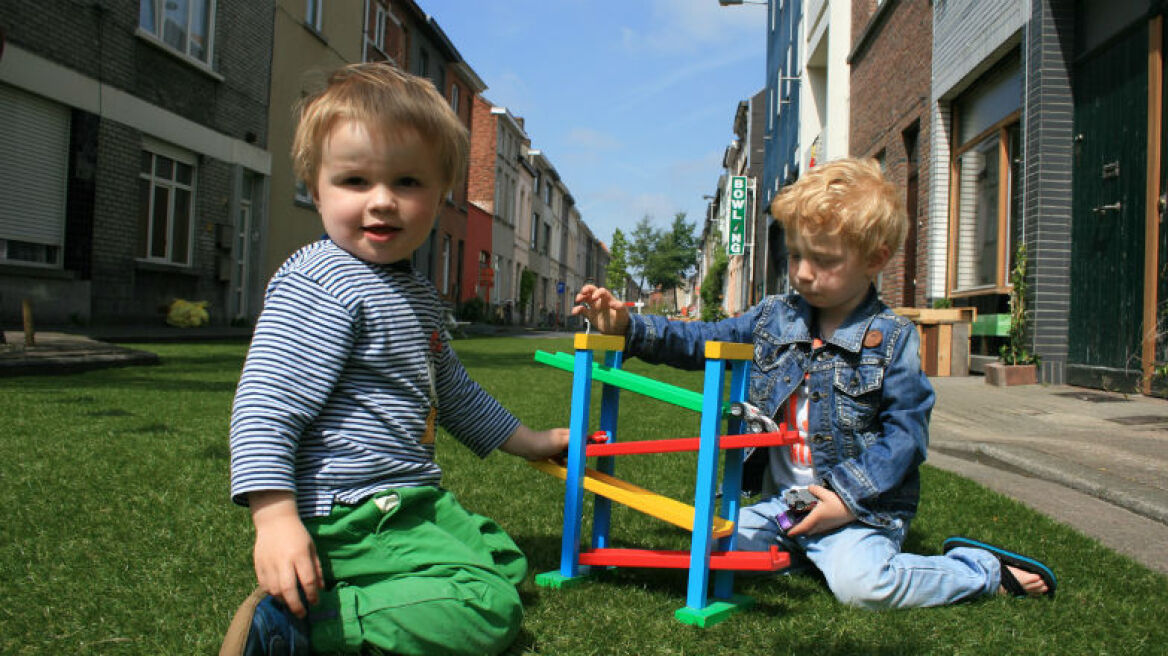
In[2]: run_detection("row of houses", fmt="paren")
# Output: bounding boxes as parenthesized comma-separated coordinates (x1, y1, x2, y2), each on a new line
(0, 0, 608, 333)
(702, 0, 1166, 394)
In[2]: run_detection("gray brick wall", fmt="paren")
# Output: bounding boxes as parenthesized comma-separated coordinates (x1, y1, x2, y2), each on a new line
(1023, 0, 1075, 384)
(2, 1, 273, 326)
(0, 1, 272, 147)
(932, 0, 1028, 98)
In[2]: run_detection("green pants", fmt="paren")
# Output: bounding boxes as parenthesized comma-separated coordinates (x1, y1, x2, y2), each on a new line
(303, 486, 527, 655)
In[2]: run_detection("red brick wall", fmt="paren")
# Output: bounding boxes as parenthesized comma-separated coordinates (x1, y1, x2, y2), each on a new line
(464, 203, 493, 302)
(849, 0, 932, 309)
(468, 94, 497, 211)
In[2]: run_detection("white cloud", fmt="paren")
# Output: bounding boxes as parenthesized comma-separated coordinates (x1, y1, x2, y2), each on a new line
(611, 47, 760, 114)
(564, 127, 623, 151)
(482, 72, 537, 119)
(621, 0, 765, 55)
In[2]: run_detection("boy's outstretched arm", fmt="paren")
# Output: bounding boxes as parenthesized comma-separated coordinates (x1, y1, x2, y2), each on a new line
(572, 284, 630, 336)
(249, 490, 324, 618)
(500, 425, 571, 460)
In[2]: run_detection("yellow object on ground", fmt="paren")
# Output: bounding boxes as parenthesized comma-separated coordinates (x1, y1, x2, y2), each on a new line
(166, 299, 209, 327)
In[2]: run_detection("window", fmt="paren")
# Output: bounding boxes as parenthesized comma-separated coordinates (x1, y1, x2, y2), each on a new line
(417, 49, 429, 79)
(531, 212, 540, 250)
(542, 223, 550, 255)
(948, 55, 1022, 295)
(364, 2, 387, 61)
(138, 148, 196, 265)
(306, 0, 324, 32)
(0, 239, 59, 266)
(139, 0, 214, 64)
(450, 84, 460, 115)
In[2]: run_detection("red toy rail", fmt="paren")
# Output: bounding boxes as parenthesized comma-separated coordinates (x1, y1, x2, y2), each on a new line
(584, 430, 801, 457)
(578, 546, 790, 571)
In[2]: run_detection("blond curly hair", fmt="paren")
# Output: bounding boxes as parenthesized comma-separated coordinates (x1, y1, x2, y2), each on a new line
(291, 62, 468, 194)
(770, 158, 907, 259)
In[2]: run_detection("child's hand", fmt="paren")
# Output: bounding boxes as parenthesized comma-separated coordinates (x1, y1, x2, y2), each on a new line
(786, 484, 857, 537)
(249, 491, 324, 618)
(501, 425, 571, 460)
(572, 285, 630, 336)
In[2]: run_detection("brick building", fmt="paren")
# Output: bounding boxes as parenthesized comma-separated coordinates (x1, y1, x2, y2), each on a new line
(0, 0, 272, 326)
(469, 97, 531, 321)
(849, 0, 932, 309)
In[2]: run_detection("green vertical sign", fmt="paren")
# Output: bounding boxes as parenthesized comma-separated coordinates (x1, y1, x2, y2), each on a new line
(727, 176, 747, 255)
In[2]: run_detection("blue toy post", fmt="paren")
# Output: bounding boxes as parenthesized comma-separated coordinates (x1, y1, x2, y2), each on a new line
(676, 342, 755, 627)
(592, 350, 623, 550)
(682, 354, 727, 608)
(713, 357, 751, 600)
(535, 333, 627, 589)
(558, 345, 594, 579)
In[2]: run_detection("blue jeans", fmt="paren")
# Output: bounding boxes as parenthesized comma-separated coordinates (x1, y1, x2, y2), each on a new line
(736, 494, 1001, 609)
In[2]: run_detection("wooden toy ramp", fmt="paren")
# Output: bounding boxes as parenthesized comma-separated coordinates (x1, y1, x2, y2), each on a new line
(530, 459, 734, 538)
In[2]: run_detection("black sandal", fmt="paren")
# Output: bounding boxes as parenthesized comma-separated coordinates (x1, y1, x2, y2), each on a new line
(943, 536, 1057, 598)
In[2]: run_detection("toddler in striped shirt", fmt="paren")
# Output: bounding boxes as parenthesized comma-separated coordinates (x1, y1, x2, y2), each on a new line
(222, 62, 569, 656)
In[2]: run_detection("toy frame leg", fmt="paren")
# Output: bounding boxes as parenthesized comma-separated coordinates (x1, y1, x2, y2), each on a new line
(674, 594, 755, 628)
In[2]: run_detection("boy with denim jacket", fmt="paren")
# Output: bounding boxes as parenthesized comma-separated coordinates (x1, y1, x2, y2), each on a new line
(573, 158, 1054, 608)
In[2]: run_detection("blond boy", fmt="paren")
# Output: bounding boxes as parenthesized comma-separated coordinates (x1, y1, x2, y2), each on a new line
(574, 158, 1054, 608)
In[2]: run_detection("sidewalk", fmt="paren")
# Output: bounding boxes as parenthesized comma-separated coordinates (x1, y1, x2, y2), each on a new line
(927, 376, 1168, 575)
(3, 328, 1167, 574)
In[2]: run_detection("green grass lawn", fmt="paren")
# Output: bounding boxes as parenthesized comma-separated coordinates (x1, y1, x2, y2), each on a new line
(1, 336, 1166, 655)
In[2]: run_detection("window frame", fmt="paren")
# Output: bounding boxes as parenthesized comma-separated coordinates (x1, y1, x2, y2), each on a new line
(138, 145, 198, 267)
(137, 0, 217, 67)
(946, 109, 1021, 297)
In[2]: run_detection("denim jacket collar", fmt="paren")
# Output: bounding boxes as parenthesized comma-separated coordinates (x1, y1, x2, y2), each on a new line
(777, 286, 881, 352)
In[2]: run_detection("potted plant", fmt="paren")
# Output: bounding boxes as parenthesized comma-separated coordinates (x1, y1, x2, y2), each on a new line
(986, 244, 1039, 386)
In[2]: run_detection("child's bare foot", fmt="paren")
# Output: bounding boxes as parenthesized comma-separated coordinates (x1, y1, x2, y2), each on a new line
(1000, 565, 1049, 597)
(942, 536, 1057, 599)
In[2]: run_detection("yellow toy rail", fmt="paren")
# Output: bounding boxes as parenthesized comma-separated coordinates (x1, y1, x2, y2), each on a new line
(530, 459, 734, 539)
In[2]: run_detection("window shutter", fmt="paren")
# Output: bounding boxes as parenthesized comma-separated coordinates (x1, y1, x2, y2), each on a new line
(0, 83, 70, 246)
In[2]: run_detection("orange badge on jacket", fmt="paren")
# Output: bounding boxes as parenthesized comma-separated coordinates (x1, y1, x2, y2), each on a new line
(863, 330, 883, 348)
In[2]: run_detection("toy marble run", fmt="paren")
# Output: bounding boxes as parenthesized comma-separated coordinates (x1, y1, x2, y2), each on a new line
(529, 333, 802, 627)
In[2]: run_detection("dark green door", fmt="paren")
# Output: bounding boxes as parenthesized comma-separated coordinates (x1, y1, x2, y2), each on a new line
(1069, 23, 1148, 389)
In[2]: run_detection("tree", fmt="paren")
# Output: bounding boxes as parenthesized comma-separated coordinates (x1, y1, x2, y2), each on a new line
(701, 236, 729, 322)
(626, 216, 657, 295)
(625, 213, 700, 294)
(655, 212, 699, 289)
(605, 228, 630, 296)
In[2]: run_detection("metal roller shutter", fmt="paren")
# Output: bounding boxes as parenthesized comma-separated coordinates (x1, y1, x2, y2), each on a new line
(0, 82, 70, 247)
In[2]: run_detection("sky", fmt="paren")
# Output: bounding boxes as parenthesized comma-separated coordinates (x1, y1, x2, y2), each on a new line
(420, 0, 768, 247)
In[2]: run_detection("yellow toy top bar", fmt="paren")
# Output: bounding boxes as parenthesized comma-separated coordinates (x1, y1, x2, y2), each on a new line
(574, 333, 627, 352)
(704, 341, 753, 361)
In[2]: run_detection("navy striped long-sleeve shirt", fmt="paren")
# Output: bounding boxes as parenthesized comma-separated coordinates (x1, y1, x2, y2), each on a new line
(229, 240, 520, 517)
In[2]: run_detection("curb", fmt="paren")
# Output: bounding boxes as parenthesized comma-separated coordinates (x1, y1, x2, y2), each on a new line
(932, 441, 1168, 526)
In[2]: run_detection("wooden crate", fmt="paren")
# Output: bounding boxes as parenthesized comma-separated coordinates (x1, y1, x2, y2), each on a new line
(893, 307, 976, 377)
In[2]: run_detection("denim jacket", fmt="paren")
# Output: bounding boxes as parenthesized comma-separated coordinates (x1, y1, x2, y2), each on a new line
(624, 287, 935, 530)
